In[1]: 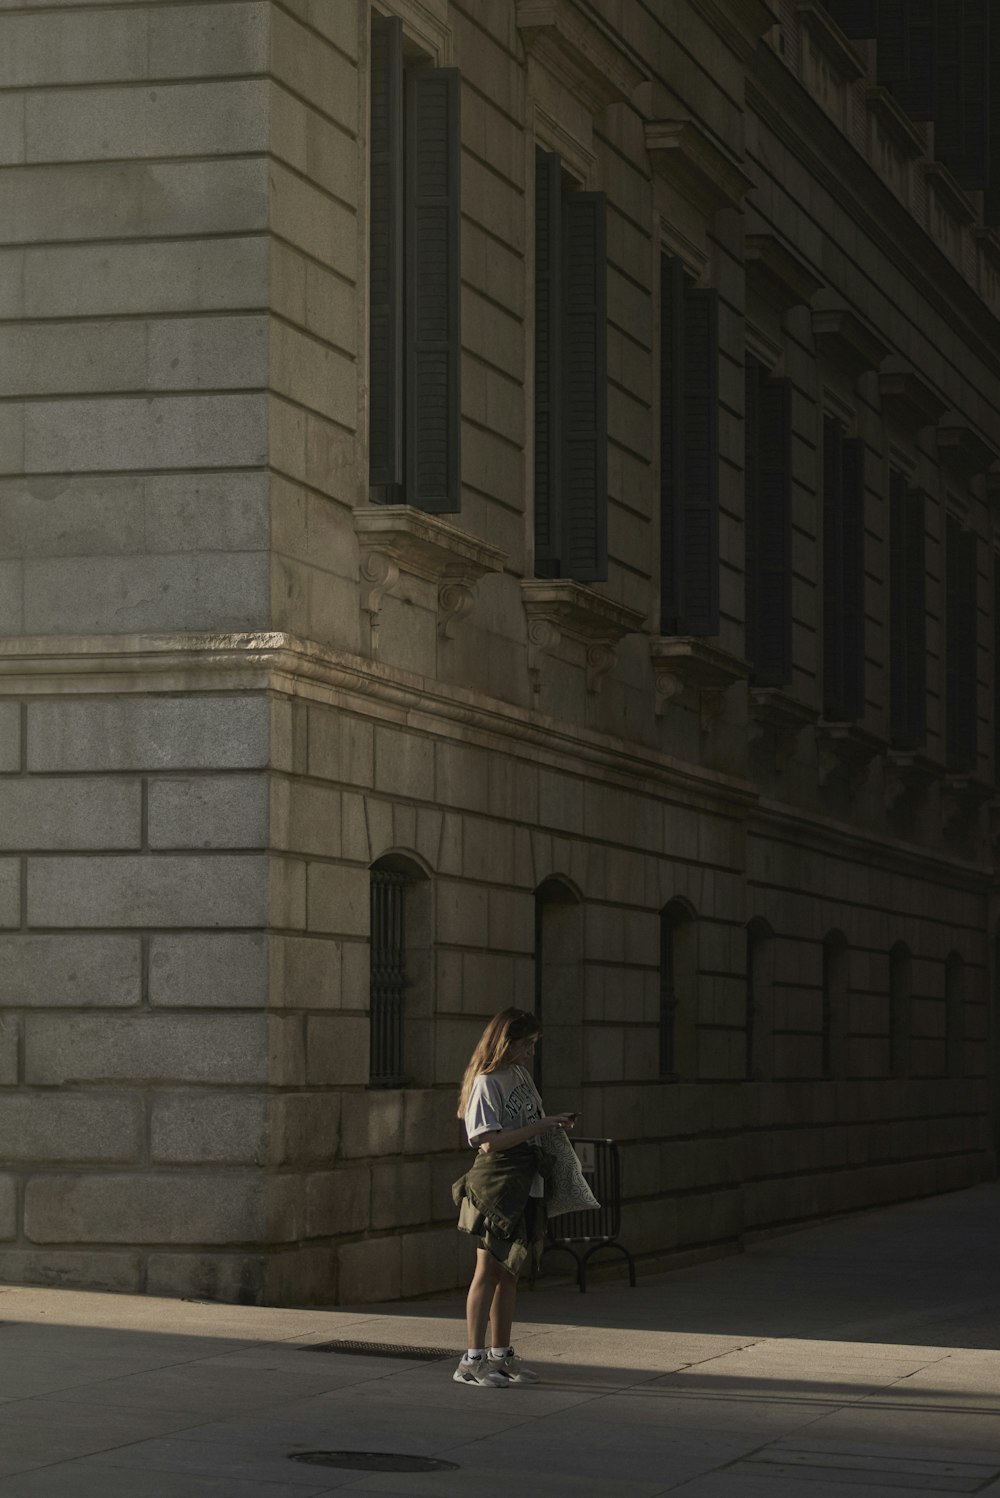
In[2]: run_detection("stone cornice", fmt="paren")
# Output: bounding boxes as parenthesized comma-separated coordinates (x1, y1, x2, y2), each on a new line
(747, 51, 1000, 381)
(515, 0, 648, 112)
(694, 0, 779, 63)
(866, 86, 925, 158)
(796, 1, 865, 81)
(922, 161, 978, 226)
(645, 119, 754, 214)
(0, 631, 755, 814)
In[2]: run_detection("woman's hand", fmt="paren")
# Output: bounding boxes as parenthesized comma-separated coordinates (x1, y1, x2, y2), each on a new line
(539, 1114, 575, 1131)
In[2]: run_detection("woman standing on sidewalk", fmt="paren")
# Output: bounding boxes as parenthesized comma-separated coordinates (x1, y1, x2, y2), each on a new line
(451, 1007, 574, 1387)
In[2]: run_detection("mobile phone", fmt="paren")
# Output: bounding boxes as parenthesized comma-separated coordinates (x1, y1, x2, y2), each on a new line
(565, 1112, 578, 1123)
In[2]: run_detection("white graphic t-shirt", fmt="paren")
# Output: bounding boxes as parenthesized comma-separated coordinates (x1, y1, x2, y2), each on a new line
(464, 1063, 545, 1198)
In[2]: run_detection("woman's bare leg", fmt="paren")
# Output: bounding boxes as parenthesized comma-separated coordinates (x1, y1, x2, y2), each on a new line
(488, 1266, 518, 1349)
(466, 1248, 504, 1348)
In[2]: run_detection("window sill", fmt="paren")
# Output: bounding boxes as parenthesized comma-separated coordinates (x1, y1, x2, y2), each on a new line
(521, 579, 646, 693)
(353, 506, 507, 649)
(650, 637, 749, 728)
(883, 749, 940, 812)
(749, 686, 818, 767)
(816, 721, 883, 788)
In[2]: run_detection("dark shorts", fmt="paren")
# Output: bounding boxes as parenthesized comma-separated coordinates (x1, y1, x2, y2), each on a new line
(479, 1197, 542, 1274)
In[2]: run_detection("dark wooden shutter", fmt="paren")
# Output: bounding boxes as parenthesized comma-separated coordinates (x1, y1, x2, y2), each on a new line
(369, 14, 403, 493)
(755, 375, 793, 686)
(825, 0, 877, 37)
(839, 436, 866, 721)
(822, 417, 844, 719)
(660, 255, 685, 632)
(889, 474, 927, 749)
(823, 421, 865, 721)
(562, 191, 608, 583)
(534, 150, 563, 577)
(405, 66, 461, 513)
(679, 285, 720, 635)
(946, 517, 978, 772)
(744, 356, 762, 673)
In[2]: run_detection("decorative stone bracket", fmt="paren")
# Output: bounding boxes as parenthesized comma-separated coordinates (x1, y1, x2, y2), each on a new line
(650, 638, 749, 730)
(745, 233, 823, 313)
(645, 119, 753, 216)
(515, 0, 648, 113)
(749, 686, 818, 768)
(353, 507, 507, 652)
(883, 749, 940, 814)
(879, 361, 948, 435)
(816, 722, 883, 790)
(520, 580, 646, 694)
(811, 303, 890, 380)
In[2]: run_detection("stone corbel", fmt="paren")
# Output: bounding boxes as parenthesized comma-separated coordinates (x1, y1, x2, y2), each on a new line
(520, 580, 645, 695)
(816, 722, 882, 791)
(649, 638, 749, 729)
(749, 686, 818, 769)
(515, 0, 648, 113)
(353, 506, 507, 655)
(811, 303, 889, 380)
(645, 119, 753, 216)
(883, 749, 940, 814)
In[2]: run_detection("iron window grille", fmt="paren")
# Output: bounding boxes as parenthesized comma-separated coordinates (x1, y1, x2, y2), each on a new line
(369, 867, 409, 1087)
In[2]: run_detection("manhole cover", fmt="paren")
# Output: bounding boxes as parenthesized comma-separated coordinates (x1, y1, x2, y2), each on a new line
(301, 1339, 455, 1361)
(289, 1451, 460, 1473)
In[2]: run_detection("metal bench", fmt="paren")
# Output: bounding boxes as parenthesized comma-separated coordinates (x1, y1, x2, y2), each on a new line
(539, 1137, 636, 1293)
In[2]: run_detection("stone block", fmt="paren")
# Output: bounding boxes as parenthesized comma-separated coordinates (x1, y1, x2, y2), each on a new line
(305, 1015, 369, 1085)
(1, 1179, 14, 1238)
(305, 1166, 371, 1237)
(0, 1094, 142, 1162)
(271, 320, 356, 426)
(403, 1088, 464, 1154)
(0, 320, 146, 397)
(148, 775, 268, 850)
(0, 777, 141, 850)
(270, 161, 356, 277)
(27, 694, 270, 772)
(341, 939, 369, 1008)
(271, 779, 341, 857)
(340, 1090, 404, 1159)
(0, 934, 141, 1006)
(538, 770, 584, 833)
(0, 700, 20, 771)
(268, 1013, 306, 1087)
(434, 741, 490, 812)
(272, 934, 342, 1009)
(24, 393, 267, 473)
(27, 854, 268, 927)
(150, 1093, 268, 1164)
(24, 1172, 268, 1244)
(0, 9, 147, 87)
(400, 1228, 464, 1298)
(24, 1013, 268, 1085)
(337, 1234, 401, 1303)
(0, 404, 24, 473)
(0, 1249, 141, 1293)
(371, 1161, 432, 1229)
(0, 160, 268, 246)
(488, 888, 534, 952)
(147, 2, 269, 77)
(0, 559, 22, 631)
(22, 552, 246, 634)
(0, 859, 20, 927)
(306, 862, 369, 936)
(0, 1016, 16, 1085)
(148, 315, 268, 390)
(268, 1092, 340, 1166)
(149, 933, 267, 1008)
(25, 79, 269, 163)
(0, 93, 23, 165)
(146, 1252, 266, 1305)
(436, 880, 488, 946)
(270, 5, 357, 132)
(373, 726, 435, 800)
(20, 239, 268, 320)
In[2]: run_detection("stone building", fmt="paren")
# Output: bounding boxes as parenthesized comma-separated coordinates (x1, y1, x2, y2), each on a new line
(0, 0, 998, 1305)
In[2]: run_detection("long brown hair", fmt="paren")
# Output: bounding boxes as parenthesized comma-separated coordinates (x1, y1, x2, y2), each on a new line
(456, 1007, 541, 1118)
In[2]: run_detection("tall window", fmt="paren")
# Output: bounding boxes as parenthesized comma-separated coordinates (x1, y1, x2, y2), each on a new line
(660, 899, 696, 1079)
(369, 14, 461, 511)
(888, 471, 927, 749)
(822, 418, 865, 722)
(821, 930, 848, 1080)
(369, 862, 410, 1086)
(533, 151, 608, 581)
(745, 357, 792, 686)
(889, 941, 912, 1079)
(660, 256, 719, 635)
(946, 516, 978, 773)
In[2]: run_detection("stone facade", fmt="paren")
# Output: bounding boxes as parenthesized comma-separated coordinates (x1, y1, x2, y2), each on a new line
(0, 0, 997, 1304)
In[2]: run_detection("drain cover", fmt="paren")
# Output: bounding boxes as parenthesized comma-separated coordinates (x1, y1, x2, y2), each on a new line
(301, 1339, 455, 1361)
(290, 1451, 460, 1473)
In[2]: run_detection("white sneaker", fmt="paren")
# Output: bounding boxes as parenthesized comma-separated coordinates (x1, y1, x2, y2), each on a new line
(453, 1355, 509, 1387)
(487, 1348, 539, 1383)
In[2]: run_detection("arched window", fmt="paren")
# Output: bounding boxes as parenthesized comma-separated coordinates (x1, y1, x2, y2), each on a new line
(945, 950, 965, 1079)
(534, 878, 582, 1107)
(821, 930, 848, 1080)
(746, 919, 775, 1081)
(368, 854, 431, 1088)
(889, 942, 911, 1079)
(660, 899, 697, 1080)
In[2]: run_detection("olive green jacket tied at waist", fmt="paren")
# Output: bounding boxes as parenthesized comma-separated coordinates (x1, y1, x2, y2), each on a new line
(452, 1142, 551, 1275)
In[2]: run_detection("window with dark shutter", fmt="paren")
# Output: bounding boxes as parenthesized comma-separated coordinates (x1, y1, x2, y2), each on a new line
(368, 18, 461, 512)
(945, 515, 978, 773)
(532, 150, 608, 581)
(877, 0, 936, 123)
(888, 470, 927, 749)
(660, 255, 720, 636)
(745, 357, 793, 687)
(822, 419, 866, 721)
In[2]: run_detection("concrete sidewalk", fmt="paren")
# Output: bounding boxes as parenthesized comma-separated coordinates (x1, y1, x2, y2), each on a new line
(2, 1186, 1000, 1497)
